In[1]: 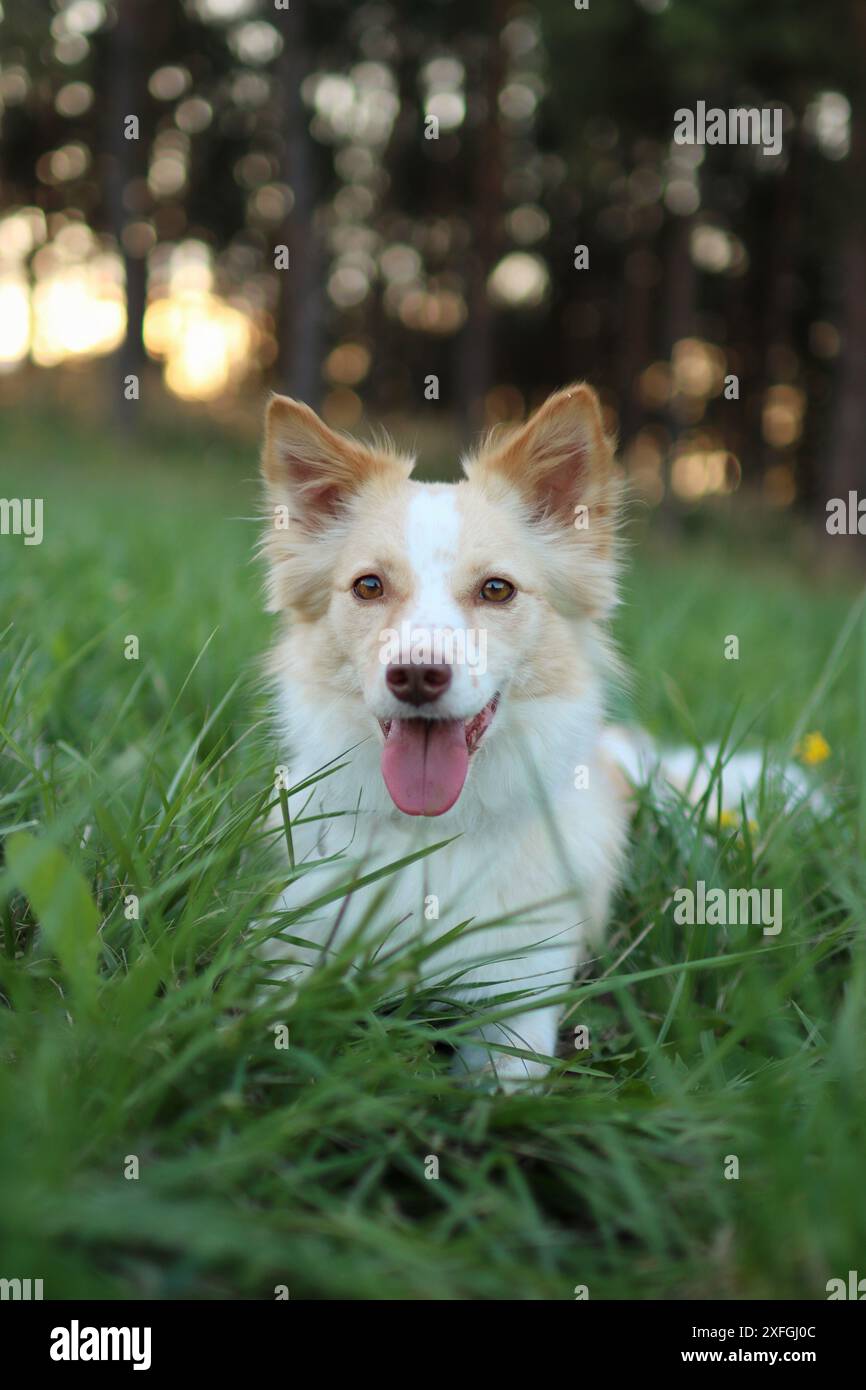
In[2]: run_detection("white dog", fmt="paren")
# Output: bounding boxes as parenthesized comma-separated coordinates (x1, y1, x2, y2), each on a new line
(256, 384, 820, 1087)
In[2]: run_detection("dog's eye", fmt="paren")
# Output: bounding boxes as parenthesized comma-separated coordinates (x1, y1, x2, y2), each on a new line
(480, 577, 515, 603)
(352, 574, 384, 600)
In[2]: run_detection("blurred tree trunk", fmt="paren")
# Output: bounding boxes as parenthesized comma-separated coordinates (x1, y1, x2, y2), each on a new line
(275, 6, 323, 407)
(105, 0, 151, 433)
(762, 134, 802, 491)
(660, 210, 696, 488)
(662, 213, 696, 360)
(457, 4, 506, 433)
(826, 15, 866, 532)
(617, 233, 655, 447)
(828, 237, 866, 498)
(723, 268, 751, 483)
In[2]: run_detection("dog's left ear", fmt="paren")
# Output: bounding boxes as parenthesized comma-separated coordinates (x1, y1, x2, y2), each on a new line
(466, 384, 621, 617)
(466, 383, 618, 534)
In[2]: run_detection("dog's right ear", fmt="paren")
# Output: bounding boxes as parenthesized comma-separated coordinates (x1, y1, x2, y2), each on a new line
(262, 395, 411, 532)
(260, 395, 413, 616)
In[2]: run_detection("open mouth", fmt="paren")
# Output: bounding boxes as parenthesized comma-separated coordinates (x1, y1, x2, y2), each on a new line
(378, 694, 499, 817)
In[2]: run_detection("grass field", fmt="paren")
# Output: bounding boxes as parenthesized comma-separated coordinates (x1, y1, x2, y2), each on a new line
(1, 410, 865, 1300)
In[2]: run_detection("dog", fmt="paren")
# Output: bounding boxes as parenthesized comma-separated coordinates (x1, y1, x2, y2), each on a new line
(257, 382, 631, 1088)
(256, 384, 822, 1088)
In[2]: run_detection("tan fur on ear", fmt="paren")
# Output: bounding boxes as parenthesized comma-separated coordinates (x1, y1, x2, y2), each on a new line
(262, 394, 413, 528)
(260, 395, 414, 617)
(464, 384, 623, 618)
(465, 383, 617, 529)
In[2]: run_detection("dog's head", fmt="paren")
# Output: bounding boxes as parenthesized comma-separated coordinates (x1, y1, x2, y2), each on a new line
(261, 384, 621, 817)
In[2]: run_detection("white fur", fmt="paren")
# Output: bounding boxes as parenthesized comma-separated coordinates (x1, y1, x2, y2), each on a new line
(262, 480, 628, 1091)
(600, 727, 827, 817)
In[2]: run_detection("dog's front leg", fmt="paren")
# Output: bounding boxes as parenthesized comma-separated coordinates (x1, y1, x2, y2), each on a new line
(453, 1003, 562, 1092)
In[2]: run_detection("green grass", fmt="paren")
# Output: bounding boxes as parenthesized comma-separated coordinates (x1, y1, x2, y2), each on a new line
(1, 413, 865, 1300)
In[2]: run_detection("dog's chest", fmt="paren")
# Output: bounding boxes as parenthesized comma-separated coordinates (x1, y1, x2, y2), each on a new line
(270, 762, 622, 995)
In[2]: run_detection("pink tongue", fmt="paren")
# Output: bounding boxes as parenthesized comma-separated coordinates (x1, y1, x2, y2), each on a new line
(381, 718, 469, 816)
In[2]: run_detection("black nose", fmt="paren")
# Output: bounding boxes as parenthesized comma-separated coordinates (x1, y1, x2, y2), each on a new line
(386, 664, 452, 707)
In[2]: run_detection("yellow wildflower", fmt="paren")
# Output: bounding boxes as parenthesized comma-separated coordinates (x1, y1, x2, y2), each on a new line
(797, 731, 831, 766)
(718, 810, 758, 837)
